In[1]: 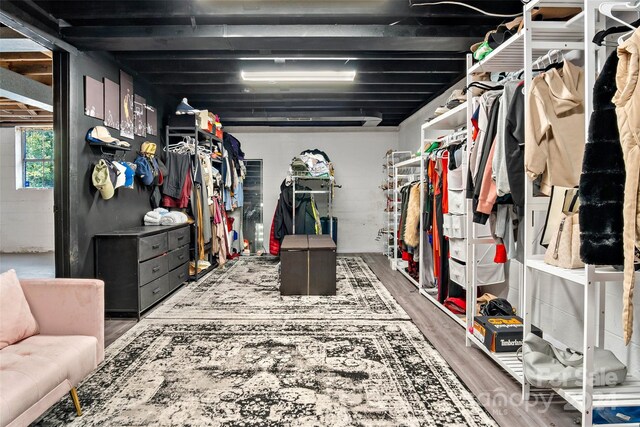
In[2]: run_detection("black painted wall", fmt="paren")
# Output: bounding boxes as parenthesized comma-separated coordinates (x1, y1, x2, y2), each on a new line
(56, 51, 175, 278)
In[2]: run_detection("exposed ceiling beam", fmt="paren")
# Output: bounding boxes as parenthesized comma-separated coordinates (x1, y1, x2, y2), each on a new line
(0, 66, 53, 112)
(0, 62, 53, 75)
(0, 52, 52, 61)
(60, 24, 482, 51)
(185, 93, 426, 102)
(0, 0, 78, 53)
(219, 109, 383, 127)
(114, 51, 467, 61)
(39, 0, 521, 21)
(145, 73, 457, 85)
(159, 85, 436, 95)
(119, 59, 463, 74)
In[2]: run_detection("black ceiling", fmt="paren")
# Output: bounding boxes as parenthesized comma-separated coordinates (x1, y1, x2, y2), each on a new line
(4, 0, 523, 127)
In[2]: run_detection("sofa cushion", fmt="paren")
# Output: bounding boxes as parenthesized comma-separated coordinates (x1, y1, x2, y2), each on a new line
(0, 270, 39, 350)
(0, 335, 98, 426)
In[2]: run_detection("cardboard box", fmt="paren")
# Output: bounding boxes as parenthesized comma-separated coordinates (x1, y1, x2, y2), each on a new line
(473, 316, 542, 353)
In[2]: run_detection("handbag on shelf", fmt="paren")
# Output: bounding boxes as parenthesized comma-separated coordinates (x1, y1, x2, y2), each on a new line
(540, 186, 580, 247)
(543, 187, 583, 269)
(520, 333, 627, 389)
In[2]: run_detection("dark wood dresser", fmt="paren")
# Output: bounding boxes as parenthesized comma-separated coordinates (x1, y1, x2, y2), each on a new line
(95, 224, 190, 319)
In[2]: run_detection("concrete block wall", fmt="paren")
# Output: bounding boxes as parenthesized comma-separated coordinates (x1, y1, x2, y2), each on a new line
(0, 127, 54, 253)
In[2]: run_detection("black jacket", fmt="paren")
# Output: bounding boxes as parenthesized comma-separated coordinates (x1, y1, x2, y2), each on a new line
(273, 180, 318, 241)
(505, 82, 526, 212)
(579, 52, 625, 265)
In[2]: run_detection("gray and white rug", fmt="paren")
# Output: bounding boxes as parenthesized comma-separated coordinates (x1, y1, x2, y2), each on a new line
(37, 319, 495, 427)
(35, 256, 497, 426)
(148, 257, 410, 321)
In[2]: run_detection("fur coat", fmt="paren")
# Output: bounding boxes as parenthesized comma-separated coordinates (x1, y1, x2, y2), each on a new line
(404, 183, 422, 248)
(578, 51, 625, 265)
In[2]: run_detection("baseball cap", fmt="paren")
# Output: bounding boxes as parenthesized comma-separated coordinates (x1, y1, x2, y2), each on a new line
(87, 126, 120, 145)
(92, 159, 115, 200)
(140, 141, 157, 155)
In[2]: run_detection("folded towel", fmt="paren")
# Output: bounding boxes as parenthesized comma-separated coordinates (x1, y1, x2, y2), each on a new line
(144, 210, 163, 225)
(154, 207, 169, 215)
(160, 211, 189, 226)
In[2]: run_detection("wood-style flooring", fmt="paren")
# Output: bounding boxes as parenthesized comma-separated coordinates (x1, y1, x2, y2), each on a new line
(105, 253, 580, 427)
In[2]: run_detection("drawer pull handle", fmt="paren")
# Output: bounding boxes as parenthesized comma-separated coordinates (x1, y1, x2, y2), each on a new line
(178, 255, 185, 260)
(152, 266, 161, 273)
(152, 244, 160, 249)
(178, 273, 186, 279)
(152, 287, 161, 294)
(177, 236, 185, 241)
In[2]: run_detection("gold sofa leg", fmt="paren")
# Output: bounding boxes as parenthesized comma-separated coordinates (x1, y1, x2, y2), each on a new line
(69, 387, 82, 416)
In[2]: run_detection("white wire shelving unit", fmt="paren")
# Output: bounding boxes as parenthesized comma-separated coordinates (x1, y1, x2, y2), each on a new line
(392, 154, 423, 286)
(390, 104, 470, 328)
(383, 151, 411, 258)
(458, 1, 640, 426)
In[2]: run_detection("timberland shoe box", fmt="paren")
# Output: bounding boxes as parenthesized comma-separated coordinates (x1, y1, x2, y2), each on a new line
(473, 316, 542, 352)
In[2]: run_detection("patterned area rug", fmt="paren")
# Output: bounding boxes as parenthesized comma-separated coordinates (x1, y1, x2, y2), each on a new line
(35, 256, 496, 426)
(148, 257, 410, 321)
(37, 319, 495, 427)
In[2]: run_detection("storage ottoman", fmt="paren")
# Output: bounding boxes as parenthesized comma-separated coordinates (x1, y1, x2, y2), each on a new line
(280, 235, 336, 296)
(308, 235, 336, 295)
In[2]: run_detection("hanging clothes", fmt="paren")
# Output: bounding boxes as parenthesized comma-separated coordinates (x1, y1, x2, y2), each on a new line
(579, 51, 625, 266)
(612, 28, 640, 345)
(525, 60, 585, 194)
(273, 179, 321, 241)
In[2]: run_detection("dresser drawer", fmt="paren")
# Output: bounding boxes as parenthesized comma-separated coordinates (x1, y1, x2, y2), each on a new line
(139, 254, 168, 286)
(139, 233, 168, 261)
(449, 258, 466, 287)
(448, 189, 465, 215)
(168, 245, 189, 271)
(449, 237, 467, 262)
(444, 214, 466, 239)
(168, 227, 190, 250)
(169, 262, 189, 291)
(140, 275, 170, 311)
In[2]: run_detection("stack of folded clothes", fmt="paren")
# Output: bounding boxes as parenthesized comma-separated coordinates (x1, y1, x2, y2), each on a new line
(159, 211, 188, 226)
(144, 208, 168, 225)
(144, 208, 189, 226)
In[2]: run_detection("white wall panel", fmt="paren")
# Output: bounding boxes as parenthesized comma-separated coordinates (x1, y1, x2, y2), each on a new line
(0, 127, 54, 253)
(226, 127, 398, 253)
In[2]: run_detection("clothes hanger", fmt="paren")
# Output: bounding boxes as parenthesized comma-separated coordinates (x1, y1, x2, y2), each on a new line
(593, 17, 640, 46)
(599, 2, 640, 32)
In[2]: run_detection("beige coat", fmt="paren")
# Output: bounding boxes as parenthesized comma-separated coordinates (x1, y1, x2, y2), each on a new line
(612, 28, 640, 345)
(525, 60, 585, 195)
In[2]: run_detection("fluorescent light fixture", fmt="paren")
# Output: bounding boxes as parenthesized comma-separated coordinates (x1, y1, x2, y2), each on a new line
(241, 70, 356, 82)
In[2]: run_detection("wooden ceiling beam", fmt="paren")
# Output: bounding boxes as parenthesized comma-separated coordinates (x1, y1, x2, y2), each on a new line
(0, 52, 51, 61)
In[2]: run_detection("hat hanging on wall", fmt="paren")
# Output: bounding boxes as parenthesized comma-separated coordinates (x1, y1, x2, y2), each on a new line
(175, 98, 200, 115)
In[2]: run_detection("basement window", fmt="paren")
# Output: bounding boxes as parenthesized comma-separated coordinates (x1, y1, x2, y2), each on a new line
(18, 127, 54, 189)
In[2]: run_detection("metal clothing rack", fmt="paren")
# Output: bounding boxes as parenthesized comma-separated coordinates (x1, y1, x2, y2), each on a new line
(383, 151, 412, 258)
(166, 125, 224, 281)
(290, 175, 335, 238)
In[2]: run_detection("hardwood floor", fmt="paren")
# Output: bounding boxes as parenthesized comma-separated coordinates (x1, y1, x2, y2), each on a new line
(104, 254, 580, 426)
(105, 318, 136, 348)
(360, 253, 579, 427)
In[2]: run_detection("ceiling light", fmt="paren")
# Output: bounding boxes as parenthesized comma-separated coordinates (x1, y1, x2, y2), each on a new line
(240, 70, 356, 82)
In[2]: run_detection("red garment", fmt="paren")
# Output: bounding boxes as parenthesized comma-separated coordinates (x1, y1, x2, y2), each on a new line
(441, 154, 449, 214)
(162, 167, 192, 208)
(269, 207, 281, 256)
